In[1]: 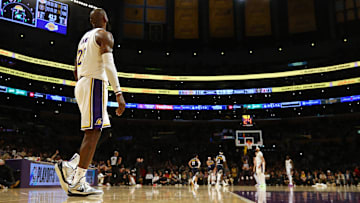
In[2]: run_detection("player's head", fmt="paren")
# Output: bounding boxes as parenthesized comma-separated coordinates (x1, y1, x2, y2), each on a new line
(114, 151, 119, 156)
(286, 155, 290, 160)
(208, 157, 211, 160)
(90, 8, 109, 29)
(219, 151, 223, 155)
(255, 146, 260, 152)
(194, 154, 198, 158)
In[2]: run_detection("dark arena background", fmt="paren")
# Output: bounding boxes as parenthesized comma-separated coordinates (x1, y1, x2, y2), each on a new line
(0, 0, 360, 202)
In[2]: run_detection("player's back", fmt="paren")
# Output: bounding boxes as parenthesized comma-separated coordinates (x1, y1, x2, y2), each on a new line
(76, 28, 107, 81)
(216, 155, 226, 165)
(190, 158, 198, 167)
(285, 159, 292, 169)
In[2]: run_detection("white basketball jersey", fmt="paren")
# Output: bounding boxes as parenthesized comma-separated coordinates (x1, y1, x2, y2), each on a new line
(256, 151, 263, 167)
(76, 28, 107, 81)
(285, 159, 292, 169)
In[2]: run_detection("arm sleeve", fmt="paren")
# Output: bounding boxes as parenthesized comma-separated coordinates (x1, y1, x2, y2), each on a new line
(102, 53, 122, 94)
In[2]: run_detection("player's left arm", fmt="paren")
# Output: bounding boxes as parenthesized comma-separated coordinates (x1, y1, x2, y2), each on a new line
(197, 159, 201, 168)
(96, 30, 126, 116)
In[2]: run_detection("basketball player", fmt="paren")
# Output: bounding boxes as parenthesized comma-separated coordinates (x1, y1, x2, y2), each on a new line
(253, 151, 260, 187)
(215, 151, 228, 186)
(55, 8, 126, 196)
(206, 156, 215, 186)
(255, 147, 266, 188)
(285, 155, 294, 187)
(188, 154, 201, 188)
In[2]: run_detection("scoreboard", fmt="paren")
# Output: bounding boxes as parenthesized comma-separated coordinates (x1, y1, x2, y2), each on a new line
(0, 0, 68, 34)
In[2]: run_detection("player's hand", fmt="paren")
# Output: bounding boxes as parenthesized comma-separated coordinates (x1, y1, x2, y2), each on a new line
(116, 93, 126, 116)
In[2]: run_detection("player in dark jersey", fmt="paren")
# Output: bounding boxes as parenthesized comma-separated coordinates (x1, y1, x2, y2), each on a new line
(188, 154, 201, 188)
(206, 157, 216, 186)
(215, 151, 228, 186)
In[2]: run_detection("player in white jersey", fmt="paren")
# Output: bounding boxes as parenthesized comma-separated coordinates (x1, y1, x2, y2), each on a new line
(285, 156, 294, 187)
(253, 151, 260, 187)
(55, 8, 126, 196)
(255, 147, 266, 188)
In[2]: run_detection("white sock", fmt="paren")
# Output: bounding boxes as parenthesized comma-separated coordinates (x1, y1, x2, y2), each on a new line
(217, 173, 221, 184)
(68, 153, 80, 169)
(192, 176, 196, 182)
(71, 167, 87, 186)
(288, 175, 293, 185)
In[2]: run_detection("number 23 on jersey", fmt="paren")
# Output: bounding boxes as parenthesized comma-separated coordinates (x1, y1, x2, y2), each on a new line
(76, 48, 86, 67)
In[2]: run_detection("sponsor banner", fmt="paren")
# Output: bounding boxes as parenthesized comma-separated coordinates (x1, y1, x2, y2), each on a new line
(29, 163, 60, 186)
(29, 163, 96, 186)
(0, 49, 359, 81)
(1, 66, 360, 95)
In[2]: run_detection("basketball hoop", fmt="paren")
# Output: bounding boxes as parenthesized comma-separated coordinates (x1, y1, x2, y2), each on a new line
(246, 142, 253, 150)
(245, 139, 253, 150)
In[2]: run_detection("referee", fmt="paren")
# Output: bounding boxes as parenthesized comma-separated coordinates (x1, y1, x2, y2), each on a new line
(107, 151, 122, 186)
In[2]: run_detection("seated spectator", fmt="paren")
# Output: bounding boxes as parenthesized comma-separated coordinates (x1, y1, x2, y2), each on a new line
(300, 171, 307, 185)
(326, 170, 335, 185)
(319, 171, 327, 184)
(345, 170, 352, 185)
(306, 172, 314, 185)
(152, 172, 160, 185)
(169, 171, 180, 185)
(352, 171, 359, 186)
(159, 173, 169, 185)
(0, 159, 20, 189)
(145, 171, 154, 185)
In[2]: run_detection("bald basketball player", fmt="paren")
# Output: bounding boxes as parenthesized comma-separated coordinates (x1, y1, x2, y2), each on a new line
(55, 8, 126, 196)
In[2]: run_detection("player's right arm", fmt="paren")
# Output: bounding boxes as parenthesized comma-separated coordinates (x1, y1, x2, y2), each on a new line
(95, 29, 126, 116)
(188, 160, 192, 168)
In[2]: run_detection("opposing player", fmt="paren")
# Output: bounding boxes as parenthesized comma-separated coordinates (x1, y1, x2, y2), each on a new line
(55, 8, 126, 196)
(255, 147, 266, 188)
(206, 156, 216, 186)
(188, 154, 201, 188)
(285, 155, 294, 187)
(215, 151, 228, 186)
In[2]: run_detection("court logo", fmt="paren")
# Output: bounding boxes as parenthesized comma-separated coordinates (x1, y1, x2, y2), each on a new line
(45, 22, 58, 32)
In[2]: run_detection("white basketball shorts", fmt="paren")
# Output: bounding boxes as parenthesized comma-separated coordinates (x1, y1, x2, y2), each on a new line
(75, 77, 111, 131)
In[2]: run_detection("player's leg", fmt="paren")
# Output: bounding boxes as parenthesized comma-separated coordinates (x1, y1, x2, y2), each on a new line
(68, 79, 105, 196)
(254, 172, 259, 186)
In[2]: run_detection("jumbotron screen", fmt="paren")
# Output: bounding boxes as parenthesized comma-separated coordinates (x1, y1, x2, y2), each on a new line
(0, 0, 68, 34)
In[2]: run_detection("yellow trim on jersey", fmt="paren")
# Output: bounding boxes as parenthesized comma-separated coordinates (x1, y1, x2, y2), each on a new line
(81, 79, 93, 129)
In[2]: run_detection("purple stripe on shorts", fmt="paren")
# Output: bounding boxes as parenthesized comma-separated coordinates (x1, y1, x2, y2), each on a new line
(92, 79, 103, 129)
